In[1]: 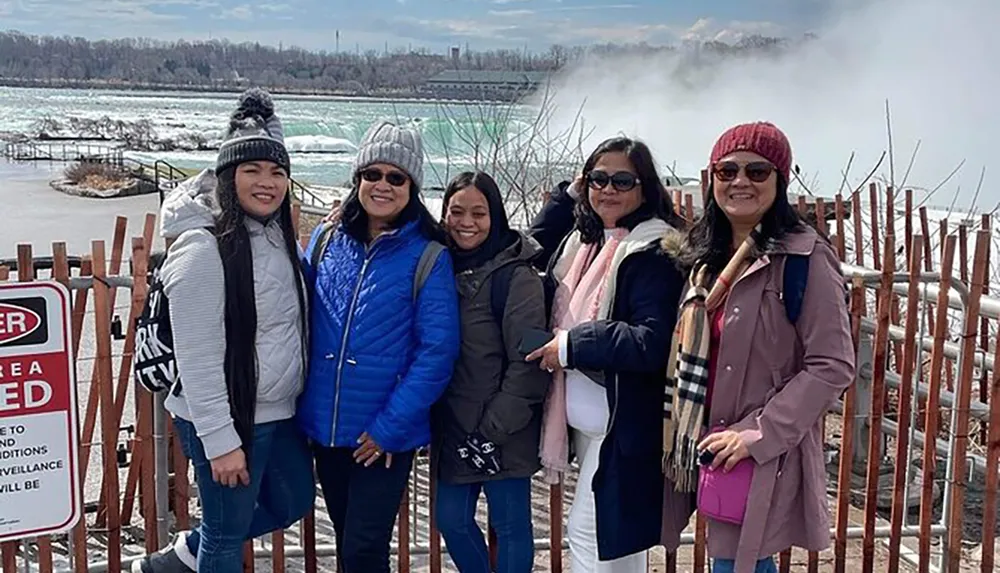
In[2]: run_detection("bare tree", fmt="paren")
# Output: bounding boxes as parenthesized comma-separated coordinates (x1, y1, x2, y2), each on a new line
(419, 81, 592, 228)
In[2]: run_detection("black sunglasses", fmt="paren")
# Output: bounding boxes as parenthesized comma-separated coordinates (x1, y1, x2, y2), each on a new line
(586, 170, 640, 192)
(360, 167, 408, 187)
(712, 161, 775, 183)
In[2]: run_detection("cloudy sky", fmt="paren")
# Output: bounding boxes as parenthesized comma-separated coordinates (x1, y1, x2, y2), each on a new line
(0, 0, 829, 52)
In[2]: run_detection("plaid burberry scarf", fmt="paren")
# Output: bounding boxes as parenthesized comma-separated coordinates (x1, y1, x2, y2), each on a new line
(663, 224, 763, 491)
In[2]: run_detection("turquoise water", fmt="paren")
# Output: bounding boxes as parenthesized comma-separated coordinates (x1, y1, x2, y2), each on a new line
(0, 87, 551, 189)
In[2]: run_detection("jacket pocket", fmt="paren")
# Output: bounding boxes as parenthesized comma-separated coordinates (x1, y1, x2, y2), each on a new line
(257, 345, 305, 405)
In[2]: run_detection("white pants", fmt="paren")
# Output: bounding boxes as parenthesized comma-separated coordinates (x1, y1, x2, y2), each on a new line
(567, 430, 648, 573)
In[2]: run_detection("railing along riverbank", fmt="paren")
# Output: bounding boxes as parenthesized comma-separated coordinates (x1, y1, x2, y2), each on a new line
(2, 140, 332, 210)
(0, 180, 997, 573)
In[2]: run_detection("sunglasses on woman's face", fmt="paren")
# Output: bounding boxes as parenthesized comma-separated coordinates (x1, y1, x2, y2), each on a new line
(712, 161, 775, 183)
(586, 170, 640, 192)
(360, 167, 408, 187)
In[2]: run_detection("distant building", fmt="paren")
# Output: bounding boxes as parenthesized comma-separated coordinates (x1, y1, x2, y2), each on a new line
(423, 70, 551, 101)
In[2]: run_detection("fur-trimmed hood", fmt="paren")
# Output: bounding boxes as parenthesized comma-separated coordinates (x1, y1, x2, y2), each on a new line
(660, 227, 687, 260)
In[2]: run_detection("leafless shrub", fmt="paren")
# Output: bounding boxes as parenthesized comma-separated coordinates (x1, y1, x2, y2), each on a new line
(64, 161, 132, 190)
(420, 81, 592, 228)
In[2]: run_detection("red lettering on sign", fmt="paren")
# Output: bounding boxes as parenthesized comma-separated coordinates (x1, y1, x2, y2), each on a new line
(0, 353, 70, 417)
(0, 303, 42, 344)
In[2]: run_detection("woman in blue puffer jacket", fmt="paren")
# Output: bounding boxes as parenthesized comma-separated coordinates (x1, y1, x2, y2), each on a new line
(298, 121, 460, 573)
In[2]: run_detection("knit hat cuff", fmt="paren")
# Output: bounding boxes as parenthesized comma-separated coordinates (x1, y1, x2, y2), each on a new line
(217, 137, 291, 174)
(709, 122, 792, 182)
(353, 141, 423, 189)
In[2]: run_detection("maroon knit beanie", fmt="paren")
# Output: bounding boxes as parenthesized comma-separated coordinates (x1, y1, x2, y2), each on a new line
(709, 121, 792, 182)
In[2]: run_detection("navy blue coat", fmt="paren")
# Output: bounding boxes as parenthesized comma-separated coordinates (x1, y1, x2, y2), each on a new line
(530, 186, 685, 560)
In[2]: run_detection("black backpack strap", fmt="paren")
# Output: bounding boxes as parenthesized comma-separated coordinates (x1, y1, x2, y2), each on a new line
(310, 222, 337, 270)
(782, 253, 810, 325)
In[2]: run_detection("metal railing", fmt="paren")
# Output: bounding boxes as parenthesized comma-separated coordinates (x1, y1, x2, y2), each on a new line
(3, 140, 334, 210)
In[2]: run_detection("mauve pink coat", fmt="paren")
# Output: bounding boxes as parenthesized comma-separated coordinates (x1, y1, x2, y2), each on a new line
(660, 227, 855, 573)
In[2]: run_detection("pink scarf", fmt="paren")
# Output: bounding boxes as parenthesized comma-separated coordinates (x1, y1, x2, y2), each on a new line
(539, 229, 628, 483)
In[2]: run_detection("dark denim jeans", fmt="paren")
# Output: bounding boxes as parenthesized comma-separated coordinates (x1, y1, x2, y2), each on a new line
(435, 477, 534, 573)
(174, 417, 315, 573)
(313, 446, 416, 573)
(713, 556, 778, 573)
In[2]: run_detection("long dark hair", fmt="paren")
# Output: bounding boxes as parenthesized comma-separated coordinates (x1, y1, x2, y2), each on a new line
(575, 136, 687, 244)
(441, 171, 517, 272)
(212, 166, 308, 457)
(678, 172, 804, 274)
(339, 173, 447, 244)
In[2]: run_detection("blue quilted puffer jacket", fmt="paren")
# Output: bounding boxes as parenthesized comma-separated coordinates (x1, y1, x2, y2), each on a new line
(297, 220, 460, 452)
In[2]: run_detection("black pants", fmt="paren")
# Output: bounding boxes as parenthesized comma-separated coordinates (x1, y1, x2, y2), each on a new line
(314, 446, 415, 573)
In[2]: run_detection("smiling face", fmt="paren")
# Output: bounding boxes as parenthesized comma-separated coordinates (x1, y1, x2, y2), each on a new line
(712, 150, 778, 227)
(234, 160, 289, 219)
(445, 186, 491, 251)
(586, 151, 644, 229)
(358, 162, 411, 227)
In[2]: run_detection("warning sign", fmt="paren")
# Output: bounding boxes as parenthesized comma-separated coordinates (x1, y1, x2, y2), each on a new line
(0, 282, 81, 542)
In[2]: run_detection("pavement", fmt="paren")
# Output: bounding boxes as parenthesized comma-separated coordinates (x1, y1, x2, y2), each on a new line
(1, 161, 162, 261)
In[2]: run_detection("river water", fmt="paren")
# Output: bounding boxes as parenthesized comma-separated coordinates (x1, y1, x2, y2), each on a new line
(0, 86, 543, 189)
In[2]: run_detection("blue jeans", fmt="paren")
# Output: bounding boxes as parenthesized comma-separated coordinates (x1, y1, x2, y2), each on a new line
(713, 556, 778, 573)
(435, 477, 534, 573)
(174, 417, 315, 573)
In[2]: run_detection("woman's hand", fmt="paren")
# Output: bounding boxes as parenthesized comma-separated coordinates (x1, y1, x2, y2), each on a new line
(210, 448, 250, 487)
(322, 202, 342, 224)
(567, 175, 585, 200)
(698, 430, 751, 472)
(526, 331, 562, 373)
(354, 432, 393, 468)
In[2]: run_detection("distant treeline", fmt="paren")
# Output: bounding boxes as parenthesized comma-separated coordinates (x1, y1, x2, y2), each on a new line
(0, 30, 804, 96)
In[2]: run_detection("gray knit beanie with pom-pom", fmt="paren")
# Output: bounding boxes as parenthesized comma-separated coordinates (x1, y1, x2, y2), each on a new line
(216, 87, 290, 174)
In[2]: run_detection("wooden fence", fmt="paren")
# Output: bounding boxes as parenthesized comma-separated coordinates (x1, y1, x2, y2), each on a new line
(0, 183, 997, 573)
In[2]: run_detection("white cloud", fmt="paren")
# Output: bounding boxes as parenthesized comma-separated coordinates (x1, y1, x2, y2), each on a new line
(11, 0, 213, 23)
(217, 4, 252, 20)
(679, 18, 786, 43)
(557, 22, 672, 44)
(401, 16, 523, 39)
(488, 9, 534, 17)
(213, 2, 294, 21)
(548, 3, 636, 12)
(491, 2, 636, 16)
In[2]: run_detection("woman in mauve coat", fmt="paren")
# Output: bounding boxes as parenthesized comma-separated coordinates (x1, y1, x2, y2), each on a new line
(660, 121, 855, 573)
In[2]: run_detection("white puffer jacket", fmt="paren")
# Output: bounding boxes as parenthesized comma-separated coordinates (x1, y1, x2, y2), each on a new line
(158, 169, 304, 460)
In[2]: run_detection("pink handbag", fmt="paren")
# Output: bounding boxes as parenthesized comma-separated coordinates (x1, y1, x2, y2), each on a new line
(697, 426, 754, 525)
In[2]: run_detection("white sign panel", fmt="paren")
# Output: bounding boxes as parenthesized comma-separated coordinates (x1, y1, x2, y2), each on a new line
(0, 281, 81, 542)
